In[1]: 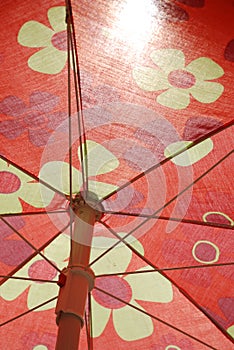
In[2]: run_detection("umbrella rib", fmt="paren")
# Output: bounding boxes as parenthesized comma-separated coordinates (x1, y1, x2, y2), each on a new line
(0, 296, 58, 327)
(103, 211, 234, 230)
(66, 1, 89, 196)
(0, 221, 71, 287)
(84, 311, 90, 349)
(0, 275, 58, 283)
(0, 222, 70, 286)
(1, 217, 61, 273)
(96, 262, 234, 278)
(0, 154, 66, 198)
(67, 14, 72, 205)
(67, 13, 74, 266)
(90, 149, 233, 268)
(84, 292, 93, 350)
(96, 221, 234, 343)
(100, 120, 234, 203)
(1, 210, 69, 217)
(68, 17, 86, 189)
(90, 149, 234, 341)
(94, 286, 218, 350)
(88, 292, 94, 348)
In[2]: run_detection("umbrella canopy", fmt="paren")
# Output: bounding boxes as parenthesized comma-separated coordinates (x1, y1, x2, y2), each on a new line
(0, 0, 233, 349)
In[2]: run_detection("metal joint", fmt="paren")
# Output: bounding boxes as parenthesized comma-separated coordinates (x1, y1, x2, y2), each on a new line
(70, 191, 104, 220)
(55, 265, 95, 327)
(65, 264, 95, 291)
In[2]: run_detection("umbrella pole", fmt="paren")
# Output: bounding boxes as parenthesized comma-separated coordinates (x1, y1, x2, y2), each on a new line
(55, 194, 101, 350)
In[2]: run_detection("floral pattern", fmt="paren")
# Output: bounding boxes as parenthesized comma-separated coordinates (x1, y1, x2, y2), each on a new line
(153, 0, 205, 24)
(39, 140, 119, 200)
(161, 221, 233, 289)
(22, 332, 56, 350)
(0, 217, 32, 266)
(0, 234, 70, 310)
(18, 6, 67, 74)
(228, 325, 234, 338)
(90, 235, 173, 341)
(132, 116, 220, 167)
(164, 138, 213, 166)
(133, 49, 224, 109)
(0, 92, 67, 146)
(218, 297, 234, 332)
(0, 158, 54, 214)
(80, 70, 121, 109)
(0, 0, 233, 348)
(0, 232, 173, 340)
(224, 39, 234, 62)
(152, 333, 194, 350)
(166, 189, 234, 301)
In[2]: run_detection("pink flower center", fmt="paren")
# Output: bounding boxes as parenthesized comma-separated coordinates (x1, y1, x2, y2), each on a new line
(93, 276, 132, 309)
(204, 212, 232, 226)
(0, 171, 21, 194)
(52, 31, 67, 51)
(194, 242, 217, 263)
(168, 69, 196, 89)
(28, 260, 57, 283)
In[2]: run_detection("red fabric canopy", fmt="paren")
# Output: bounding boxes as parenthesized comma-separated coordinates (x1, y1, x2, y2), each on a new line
(0, 0, 233, 349)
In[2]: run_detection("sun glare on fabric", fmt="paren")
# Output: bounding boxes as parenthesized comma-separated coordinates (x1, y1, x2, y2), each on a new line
(117, 0, 155, 50)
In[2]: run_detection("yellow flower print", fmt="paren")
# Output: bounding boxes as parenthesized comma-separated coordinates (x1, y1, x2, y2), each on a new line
(39, 140, 119, 200)
(0, 158, 54, 214)
(91, 236, 173, 341)
(18, 7, 67, 74)
(133, 49, 224, 110)
(0, 234, 70, 311)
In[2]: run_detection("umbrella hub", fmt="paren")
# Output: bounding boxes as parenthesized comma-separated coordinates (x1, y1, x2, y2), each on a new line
(70, 191, 104, 221)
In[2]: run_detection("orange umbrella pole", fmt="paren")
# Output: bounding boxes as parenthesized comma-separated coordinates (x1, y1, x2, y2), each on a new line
(55, 193, 102, 350)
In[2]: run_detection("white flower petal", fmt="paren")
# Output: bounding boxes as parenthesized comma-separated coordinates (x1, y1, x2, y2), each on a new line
(133, 66, 169, 91)
(186, 57, 224, 80)
(0, 257, 38, 300)
(227, 325, 234, 338)
(39, 161, 82, 195)
(90, 237, 132, 275)
(164, 139, 214, 166)
(91, 296, 111, 337)
(92, 234, 144, 251)
(48, 6, 66, 32)
(27, 283, 58, 311)
(113, 300, 153, 340)
(125, 267, 173, 303)
(190, 81, 224, 103)
(18, 21, 53, 47)
(157, 88, 190, 110)
(19, 182, 54, 208)
(33, 345, 48, 350)
(0, 277, 30, 301)
(150, 49, 185, 73)
(28, 46, 67, 74)
(0, 159, 32, 182)
(45, 234, 70, 268)
(78, 140, 119, 177)
(0, 194, 22, 214)
(88, 180, 117, 199)
(127, 237, 144, 256)
(0, 158, 9, 170)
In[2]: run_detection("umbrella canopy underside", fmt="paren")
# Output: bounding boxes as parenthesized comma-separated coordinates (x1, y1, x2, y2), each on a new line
(0, 0, 233, 349)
